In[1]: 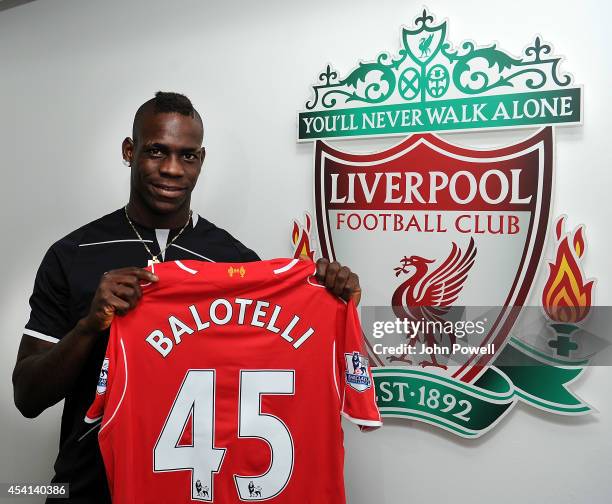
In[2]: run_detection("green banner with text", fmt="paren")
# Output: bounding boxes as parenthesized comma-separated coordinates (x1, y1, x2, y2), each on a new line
(372, 340, 591, 438)
(298, 88, 581, 140)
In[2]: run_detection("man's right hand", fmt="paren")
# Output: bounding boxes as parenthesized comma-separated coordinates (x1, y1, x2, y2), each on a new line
(80, 267, 159, 333)
(14, 267, 158, 418)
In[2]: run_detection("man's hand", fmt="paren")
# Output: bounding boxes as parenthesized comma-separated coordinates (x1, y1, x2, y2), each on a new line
(313, 258, 362, 306)
(81, 267, 159, 332)
(13, 266, 158, 418)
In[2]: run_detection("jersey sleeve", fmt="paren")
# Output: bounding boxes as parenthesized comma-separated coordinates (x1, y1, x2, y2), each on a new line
(23, 244, 73, 344)
(84, 325, 125, 427)
(336, 300, 382, 431)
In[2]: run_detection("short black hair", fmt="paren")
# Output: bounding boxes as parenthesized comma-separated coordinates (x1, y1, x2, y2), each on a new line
(132, 91, 203, 142)
(151, 91, 197, 116)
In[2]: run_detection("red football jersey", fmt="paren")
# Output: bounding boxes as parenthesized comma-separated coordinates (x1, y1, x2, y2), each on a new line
(85, 258, 381, 503)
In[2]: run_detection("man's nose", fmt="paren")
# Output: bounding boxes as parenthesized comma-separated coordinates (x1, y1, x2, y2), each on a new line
(159, 154, 184, 176)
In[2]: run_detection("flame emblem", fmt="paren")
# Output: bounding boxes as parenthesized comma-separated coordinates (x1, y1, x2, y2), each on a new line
(542, 216, 593, 323)
(291, 212, 316, 260)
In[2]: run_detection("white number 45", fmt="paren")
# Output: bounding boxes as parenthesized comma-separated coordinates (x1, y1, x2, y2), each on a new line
(154, 369, 295, 501)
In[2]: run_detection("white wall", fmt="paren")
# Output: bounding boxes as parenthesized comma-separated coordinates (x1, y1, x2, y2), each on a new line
(0, 0, 610, 502)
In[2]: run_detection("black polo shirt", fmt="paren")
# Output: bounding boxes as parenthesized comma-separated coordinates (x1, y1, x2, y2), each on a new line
(23, 207, 260, 503)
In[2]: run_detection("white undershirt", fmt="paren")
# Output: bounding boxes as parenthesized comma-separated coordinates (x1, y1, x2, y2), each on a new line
(154, 213, 198, 261)
(155, 229, 170, 260)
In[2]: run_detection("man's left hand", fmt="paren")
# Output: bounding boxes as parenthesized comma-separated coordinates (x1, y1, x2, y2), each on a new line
(313, 258, 362, 306)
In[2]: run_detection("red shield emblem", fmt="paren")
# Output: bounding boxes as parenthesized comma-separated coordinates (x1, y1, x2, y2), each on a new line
(315, 128, 553, 383)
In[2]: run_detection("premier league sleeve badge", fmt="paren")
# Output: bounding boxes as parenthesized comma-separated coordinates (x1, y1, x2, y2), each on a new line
(345, 352, 372, 392)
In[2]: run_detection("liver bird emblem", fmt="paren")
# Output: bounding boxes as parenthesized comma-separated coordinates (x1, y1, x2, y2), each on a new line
(390, 238, 477, 368)
(418, 34, 434, 57)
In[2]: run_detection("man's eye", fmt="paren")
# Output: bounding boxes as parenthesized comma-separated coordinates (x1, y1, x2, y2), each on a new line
(148, 149, 163, 157)
(184, 153, 197, 161)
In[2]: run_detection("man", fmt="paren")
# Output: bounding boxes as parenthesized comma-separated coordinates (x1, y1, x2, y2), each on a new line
(12, 92, 362, 503)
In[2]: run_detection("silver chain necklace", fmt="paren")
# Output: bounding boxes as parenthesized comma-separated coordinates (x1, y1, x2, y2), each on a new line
(124, 205, 192, 264)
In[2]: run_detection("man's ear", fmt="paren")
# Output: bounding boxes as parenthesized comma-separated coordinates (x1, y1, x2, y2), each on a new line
(122, 137, 134, 165)
(199, 147, 206, 164)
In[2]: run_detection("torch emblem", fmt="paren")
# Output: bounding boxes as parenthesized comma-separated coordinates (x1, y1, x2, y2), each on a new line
(542, 216, 594, 357)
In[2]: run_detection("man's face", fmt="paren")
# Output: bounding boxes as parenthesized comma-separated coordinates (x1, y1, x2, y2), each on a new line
(124, 112, 205, 214)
